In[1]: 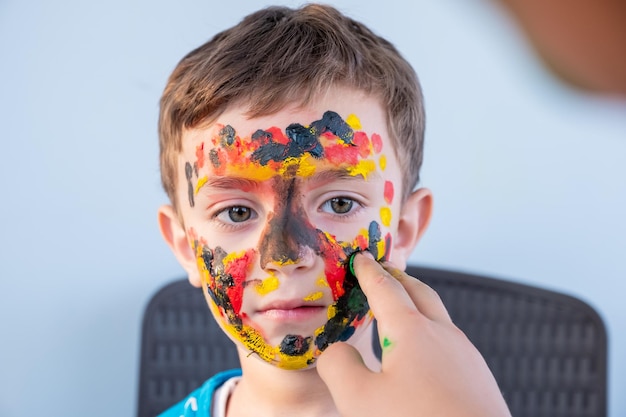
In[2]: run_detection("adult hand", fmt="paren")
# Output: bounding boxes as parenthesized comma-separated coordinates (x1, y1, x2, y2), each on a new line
(317, 252, 512, 417)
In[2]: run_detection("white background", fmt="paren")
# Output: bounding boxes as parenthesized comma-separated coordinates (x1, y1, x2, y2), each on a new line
(1, 1, 624, 416)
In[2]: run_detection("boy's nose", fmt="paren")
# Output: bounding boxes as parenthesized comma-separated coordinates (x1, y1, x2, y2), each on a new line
(261, 245, 317, 275)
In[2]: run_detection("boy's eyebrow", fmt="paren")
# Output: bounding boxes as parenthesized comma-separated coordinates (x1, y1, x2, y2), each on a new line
(306, 168, 382, 184)
(198, 176, 262, 192)
(198, 168, 382, 192)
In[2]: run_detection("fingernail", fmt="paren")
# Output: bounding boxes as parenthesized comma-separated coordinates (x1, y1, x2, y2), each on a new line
(361, 250, 375, 260)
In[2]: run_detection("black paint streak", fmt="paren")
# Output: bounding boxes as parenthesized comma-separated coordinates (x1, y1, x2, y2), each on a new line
(251, 111, 354, 167)
(310, 110, 354, 144)
(198, 245, 243, 329)
(185, 161, 195, 207)
(367, 221, 382, 260)
(314, 277, 369, 351)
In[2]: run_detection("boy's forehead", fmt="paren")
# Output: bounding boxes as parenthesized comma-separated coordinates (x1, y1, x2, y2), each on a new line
(180, 90, 392, 152)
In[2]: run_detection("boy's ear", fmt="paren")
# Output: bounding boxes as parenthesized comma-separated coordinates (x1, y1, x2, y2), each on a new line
(158, 205, 202, 287)
(391, 188, 433, 269)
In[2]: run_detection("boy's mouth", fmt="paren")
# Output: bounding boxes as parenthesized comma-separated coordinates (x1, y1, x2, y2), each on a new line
(257, 300, 327, 322)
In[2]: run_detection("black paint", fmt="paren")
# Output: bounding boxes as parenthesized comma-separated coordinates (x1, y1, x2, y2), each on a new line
(279, 334, 312, 356)
(185, 161, 195, 207)
(251, 111, 354, 167)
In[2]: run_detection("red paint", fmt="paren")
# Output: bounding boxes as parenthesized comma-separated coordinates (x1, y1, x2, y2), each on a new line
(324, 143, 360, 166)
(196, 142, 205, 169)
(320, 131, 336, 140)
(384, 181, 394, 204)
(352, 131, 371, 158)
(319, 238, 347, 300)
(371, 133, 383, 153)
(224, 249, 256, 314)
(355, 234, 369, 250)
(267, 126, 289, 145)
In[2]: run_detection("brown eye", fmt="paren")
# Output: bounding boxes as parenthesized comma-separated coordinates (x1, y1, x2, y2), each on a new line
(228, 206, 252, 222)
(329, 197, 353, 214)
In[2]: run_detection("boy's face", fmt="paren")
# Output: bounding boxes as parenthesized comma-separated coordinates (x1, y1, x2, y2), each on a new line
(161, 90, 429, 370)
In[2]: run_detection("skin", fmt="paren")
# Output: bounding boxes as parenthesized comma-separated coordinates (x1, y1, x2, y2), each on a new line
(158, 89, 436, 416)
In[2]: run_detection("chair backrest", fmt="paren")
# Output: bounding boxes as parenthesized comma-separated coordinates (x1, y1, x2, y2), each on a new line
(137, 265, 607, 417)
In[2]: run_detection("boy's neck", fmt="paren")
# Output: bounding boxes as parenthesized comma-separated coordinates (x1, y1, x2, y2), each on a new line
(227, 352, 340, 417)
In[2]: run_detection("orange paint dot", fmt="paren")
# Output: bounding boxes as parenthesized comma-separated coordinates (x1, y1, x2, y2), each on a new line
(195, 142, 205, 169)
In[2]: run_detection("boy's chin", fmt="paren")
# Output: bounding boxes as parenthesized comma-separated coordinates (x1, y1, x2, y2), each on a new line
(232, 317, 375, 371)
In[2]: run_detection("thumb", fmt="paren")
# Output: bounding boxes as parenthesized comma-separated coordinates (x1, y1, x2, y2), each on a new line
(317, 342, 374, 411)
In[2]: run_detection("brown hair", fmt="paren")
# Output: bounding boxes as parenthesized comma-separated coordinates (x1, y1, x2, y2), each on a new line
(159, 4, 425, 210)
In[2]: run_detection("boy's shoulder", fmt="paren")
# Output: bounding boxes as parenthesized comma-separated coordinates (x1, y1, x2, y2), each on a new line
(158, 369, 242, 417)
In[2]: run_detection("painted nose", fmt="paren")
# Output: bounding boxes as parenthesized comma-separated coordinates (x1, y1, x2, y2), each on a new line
(258, 201, 320, 271)
(261, 245, 316, 274)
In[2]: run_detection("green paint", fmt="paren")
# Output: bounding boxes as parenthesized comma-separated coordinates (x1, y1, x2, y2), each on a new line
(348, 251, 358, 277)
(382, 337, 393, 350)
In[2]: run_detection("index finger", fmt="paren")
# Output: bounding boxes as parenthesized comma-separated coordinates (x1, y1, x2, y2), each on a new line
(351, 252, 420, 333)
(352, 252, 451, 324)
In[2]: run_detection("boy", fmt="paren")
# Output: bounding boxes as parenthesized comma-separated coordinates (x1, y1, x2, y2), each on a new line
(157, 4, 510, 416)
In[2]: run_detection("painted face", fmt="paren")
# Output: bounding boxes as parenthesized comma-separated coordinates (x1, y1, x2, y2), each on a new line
(178, 95, 402, 370)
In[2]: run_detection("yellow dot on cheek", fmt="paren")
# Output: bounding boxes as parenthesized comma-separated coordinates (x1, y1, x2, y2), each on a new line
(255, 276, 280, 295)
(380, 207, 392, 227)
(379, 155, 387, 171)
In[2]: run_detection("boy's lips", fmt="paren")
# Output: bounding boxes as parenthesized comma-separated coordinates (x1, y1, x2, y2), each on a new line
(256, 300, 327, 321)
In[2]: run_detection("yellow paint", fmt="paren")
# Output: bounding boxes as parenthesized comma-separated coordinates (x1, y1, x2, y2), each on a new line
(277, 350, 315, 370)
(379, 155, 387, 171)
(346, 114, 362, 130)
(195, 176, 208, 195)
(226, 320, 319, 370)
(327, 304, 338, 320)
(316, 277, 329, 287)
(289, 154, 318, 177)
(347, 159, 377, 179)
(376, 239, 386, 259)
(236, 324, 276, 363)
(278, 156, 301, 177)
(276, 257, 297, 266)
(380, 207, 392, 227)
(229, 163, 276, 181)
(323, 231, 338, 243)
(222, 250, 248, 267)
(255, 275, 280, 295)
(303, 291, 323, 302)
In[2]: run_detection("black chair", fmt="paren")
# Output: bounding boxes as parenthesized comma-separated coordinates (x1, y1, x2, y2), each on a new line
(137, 266, 608, 417)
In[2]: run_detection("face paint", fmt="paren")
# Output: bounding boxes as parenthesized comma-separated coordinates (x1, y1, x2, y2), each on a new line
(190, 222, 385, 369)
(185, 111, 396, 369)
(384, 180, 394, 204)
(382, 336, 393, 352)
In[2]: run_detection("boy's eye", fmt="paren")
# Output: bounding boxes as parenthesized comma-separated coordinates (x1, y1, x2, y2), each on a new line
(324, 197, 354, 214)
(217, 206, 255, 223)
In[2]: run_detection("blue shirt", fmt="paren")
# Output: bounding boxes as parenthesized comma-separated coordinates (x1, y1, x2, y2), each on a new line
(158, 369, 243, 417)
